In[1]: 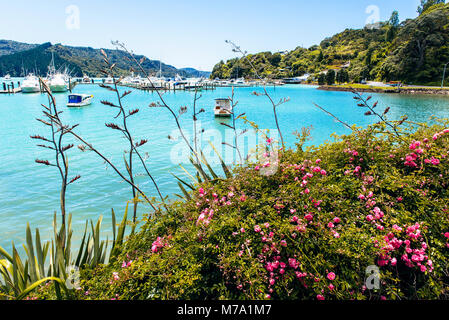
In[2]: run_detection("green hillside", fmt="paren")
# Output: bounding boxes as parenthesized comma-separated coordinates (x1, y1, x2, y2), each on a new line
(211, 2, 449, 85)
(0, 40, 38, 56)
(0, 42, 207, 78)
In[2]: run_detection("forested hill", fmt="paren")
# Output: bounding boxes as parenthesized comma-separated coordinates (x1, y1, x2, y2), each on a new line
(211, 2, 449, 85)
(0, 41, 209, 78)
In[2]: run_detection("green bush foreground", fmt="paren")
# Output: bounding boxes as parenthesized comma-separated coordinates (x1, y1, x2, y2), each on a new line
(29, 120, 449, 300)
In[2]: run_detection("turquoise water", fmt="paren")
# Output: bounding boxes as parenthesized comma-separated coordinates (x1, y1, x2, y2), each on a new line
(1, 83, 449, 251)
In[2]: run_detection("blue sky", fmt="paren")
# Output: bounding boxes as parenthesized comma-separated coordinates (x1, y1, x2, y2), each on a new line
(0, 0, 422, 71)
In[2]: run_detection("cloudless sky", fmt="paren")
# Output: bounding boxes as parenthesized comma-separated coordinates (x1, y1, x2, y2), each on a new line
(0, 0, 422, 71)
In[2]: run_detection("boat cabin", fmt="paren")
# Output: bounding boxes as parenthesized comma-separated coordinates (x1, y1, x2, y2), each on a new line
(214, 98, 232, 117)
(67, 94, 94, 107)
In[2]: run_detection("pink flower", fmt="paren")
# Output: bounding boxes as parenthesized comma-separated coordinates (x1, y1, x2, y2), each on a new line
(305, 214, 313, 222)
(327, 272, 336, 281)
(333, 217, 341, 224)
(430, 158, 440, 165)
(317, 294, 325, 300)
(254, 225, 261, 233)
(444, 232, 449, 239)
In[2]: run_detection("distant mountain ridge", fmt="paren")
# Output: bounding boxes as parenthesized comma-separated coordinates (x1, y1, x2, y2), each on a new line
(0, 40, 210, 78)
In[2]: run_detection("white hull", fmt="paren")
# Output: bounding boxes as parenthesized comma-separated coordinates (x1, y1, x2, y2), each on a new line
(50, 84, 68, 92)
(22, 86, 40, 93)
(67, 100, 92, 107)
(214, 109, 232, 117)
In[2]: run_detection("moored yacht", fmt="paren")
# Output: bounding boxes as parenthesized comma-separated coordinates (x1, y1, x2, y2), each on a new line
(82, 75, 91, 84)
(49, 73, 69, 92)
(21, 74, 40, 93)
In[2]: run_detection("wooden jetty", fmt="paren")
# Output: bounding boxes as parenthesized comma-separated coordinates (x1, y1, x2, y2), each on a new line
(124, 82, 217, 92)
(0, 81, 22, 94)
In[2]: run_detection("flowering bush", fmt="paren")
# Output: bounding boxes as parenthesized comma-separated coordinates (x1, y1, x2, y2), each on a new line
(34, 120, 449, 300)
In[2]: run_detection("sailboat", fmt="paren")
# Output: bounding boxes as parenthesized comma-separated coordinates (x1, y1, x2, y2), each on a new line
(21, 74, 40, 93)
(47, 52, 69, 93)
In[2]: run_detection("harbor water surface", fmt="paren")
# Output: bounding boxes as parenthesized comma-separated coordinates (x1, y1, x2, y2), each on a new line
(1, 83, 449, 251)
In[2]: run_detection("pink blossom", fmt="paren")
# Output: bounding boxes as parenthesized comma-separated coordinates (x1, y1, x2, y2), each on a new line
(317, 294, 325, 300)
(305, 214, 313, 222)
(327, 272, 336, 281)
(430, 158, 440, 165)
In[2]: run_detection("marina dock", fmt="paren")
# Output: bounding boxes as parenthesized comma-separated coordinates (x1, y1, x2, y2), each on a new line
(0, 82, 22, 94)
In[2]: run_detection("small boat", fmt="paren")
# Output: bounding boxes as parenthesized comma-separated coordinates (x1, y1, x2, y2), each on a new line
(214, 98, 232, 117)
(67, 94, 94, 108)
(104, 77, 114, 84)
(82, 75, 91, 84)
(4, 74, 11, 81)
(21, 74, 40, 93)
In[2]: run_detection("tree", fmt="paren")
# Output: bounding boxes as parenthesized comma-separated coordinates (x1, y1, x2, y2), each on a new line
(318, 73, 326, 85)
(317, 50, 324, 62)
(389, 11, 400, 28)
(336, 69, 349, 83)
(418, 0, 445, 15)
(326, 70, 336, 85)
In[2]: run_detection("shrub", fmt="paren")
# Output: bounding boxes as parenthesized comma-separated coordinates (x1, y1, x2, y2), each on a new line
(32, 120, 449, 300)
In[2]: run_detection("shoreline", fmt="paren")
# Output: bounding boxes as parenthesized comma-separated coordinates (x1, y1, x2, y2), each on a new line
(317, 85, 449, 96)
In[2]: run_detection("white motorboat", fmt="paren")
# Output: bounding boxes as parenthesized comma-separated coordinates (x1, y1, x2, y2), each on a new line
(3, 74, 11, 81)
(49, 73, 69, 92)
(82, 75, 91, 84)
(104, 77, 114, 84)
(21, 74, 40, 93)
(67, 94, 94, 107)
(214, 98, 232, 117)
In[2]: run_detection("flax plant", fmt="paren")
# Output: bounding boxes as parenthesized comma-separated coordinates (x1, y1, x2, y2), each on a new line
(31, 79, 81, 234)
(225, 40, 288, 151)
(219, 87, 247, 164)
(98, 49, 166, 221)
